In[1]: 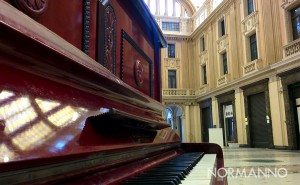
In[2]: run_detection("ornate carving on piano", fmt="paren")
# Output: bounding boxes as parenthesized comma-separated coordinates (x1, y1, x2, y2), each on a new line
(13, 0, 48, 18)
(82, 0, 90, 55)
(121, 29, 153, 97)
(104, 4, 117, 74)
(134, 60, 144, 87)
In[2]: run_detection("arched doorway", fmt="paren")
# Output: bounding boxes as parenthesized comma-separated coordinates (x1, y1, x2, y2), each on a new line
(165, 104, 184, 140)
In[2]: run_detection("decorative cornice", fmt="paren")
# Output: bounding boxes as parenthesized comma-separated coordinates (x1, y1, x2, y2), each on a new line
(177, 0, 196, 16)
(281, 0, 300, 10)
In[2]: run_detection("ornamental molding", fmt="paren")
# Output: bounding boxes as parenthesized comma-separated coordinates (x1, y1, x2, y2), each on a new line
(216, 35, 228, 53)
(104, 4, 117, 74)
(281, 0, 299, 10)
(14, 0, 48, 18)
(199, 51, 207, 66)
(243, 59, 262, 75)
(134, 60, 144, 87)
(242, 11, 258, 36)
(217, 74, 231, 86)
(164, 58, 180, 68)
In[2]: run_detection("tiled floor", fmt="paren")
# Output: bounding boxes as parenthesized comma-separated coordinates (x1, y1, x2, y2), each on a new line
(223, 147, 300, 185)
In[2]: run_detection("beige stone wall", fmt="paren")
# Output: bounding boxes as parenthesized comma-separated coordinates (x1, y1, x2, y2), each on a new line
(159, 0, 300, 148)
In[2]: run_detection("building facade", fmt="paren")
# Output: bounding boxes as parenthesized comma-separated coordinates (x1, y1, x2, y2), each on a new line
(145, 0, 300, 149)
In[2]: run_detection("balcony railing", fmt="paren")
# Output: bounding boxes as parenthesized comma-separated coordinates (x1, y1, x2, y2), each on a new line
(199, 85, 208, 94)
(162, 89, 198, 96)
(217, 74, 230, 86)
(283, 38, 300, 58)
(243, 59, 261, 75)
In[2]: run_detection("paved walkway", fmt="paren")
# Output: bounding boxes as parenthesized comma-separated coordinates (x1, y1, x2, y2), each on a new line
(223, 147, 300, 185)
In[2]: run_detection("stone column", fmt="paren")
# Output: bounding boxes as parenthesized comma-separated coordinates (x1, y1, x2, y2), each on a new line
(165, 0, 168, 16)
(181, 5, 185, 17)
(156, 0, 160, 15)
(184, 105, 190, 142)
(172, 0, 176, 16)
(234, 88, 246, 145)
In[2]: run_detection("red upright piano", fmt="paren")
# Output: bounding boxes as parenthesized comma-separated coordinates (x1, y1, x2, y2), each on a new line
(0, 0, 227, 184)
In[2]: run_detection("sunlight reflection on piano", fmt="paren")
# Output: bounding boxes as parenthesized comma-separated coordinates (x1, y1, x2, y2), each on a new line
(35, 98, 60, 113)
(0, 89, 89, 162)
(0, 144, 16, 163)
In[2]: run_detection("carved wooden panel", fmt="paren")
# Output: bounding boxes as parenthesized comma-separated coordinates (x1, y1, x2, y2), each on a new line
(104, 4, 116, 74)
(121, 30, 153, 97)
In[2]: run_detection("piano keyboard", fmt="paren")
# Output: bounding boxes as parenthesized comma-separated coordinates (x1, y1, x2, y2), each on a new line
(122, 152, 216, 185)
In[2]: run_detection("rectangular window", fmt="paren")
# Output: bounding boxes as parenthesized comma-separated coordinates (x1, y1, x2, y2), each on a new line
(201, 36, 205, 51)
(168, 70, 177, 88)
(220, 19, 225, 36)
(168, 44, 175, 58)
(222, 52, 228, 75)
(162, 22, 180, 31)
(203, 65, 207, 84)
(291, 5, 300, 40)
(250, 34, 258, 61)
(247, 0, 254, 15)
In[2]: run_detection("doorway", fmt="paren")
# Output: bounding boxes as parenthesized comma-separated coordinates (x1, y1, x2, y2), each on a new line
(201, 107, 211, 142)
(248, 92, 269, 148)
(289, 83, 300, 149)
(165, 105, 184, 140)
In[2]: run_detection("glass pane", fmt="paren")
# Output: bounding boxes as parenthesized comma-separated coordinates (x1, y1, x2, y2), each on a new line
(221, 20, 225, 36)
(168, 44, 175, 58)
(250, 34, 258, 61)
(292, 16, 300, 40)
(168, 70, 177, 88)
(247, 0, 254, 15)
(203, 65, 207, 84)
(223, 53, 228, 74)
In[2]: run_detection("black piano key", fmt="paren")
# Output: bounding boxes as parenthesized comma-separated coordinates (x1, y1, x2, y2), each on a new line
(128, 176, 181, 184)
(136, 174, 181, 181)
(139, 171, 186, 179)
(122, 181, 176, 185)
(121, 152, 204, 185)
(137, 173, 183, 180)
(123, 179, 178, 185)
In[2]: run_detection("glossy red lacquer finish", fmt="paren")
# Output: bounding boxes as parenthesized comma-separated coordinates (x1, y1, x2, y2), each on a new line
(0, 1, 226, 184)
(0, 0, 172, 170)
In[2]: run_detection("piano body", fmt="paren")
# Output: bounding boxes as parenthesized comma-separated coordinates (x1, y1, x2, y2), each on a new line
(0, 0, 227, 184)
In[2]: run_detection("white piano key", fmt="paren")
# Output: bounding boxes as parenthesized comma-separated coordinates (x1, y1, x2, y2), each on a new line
(180, 154, 216, 185)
